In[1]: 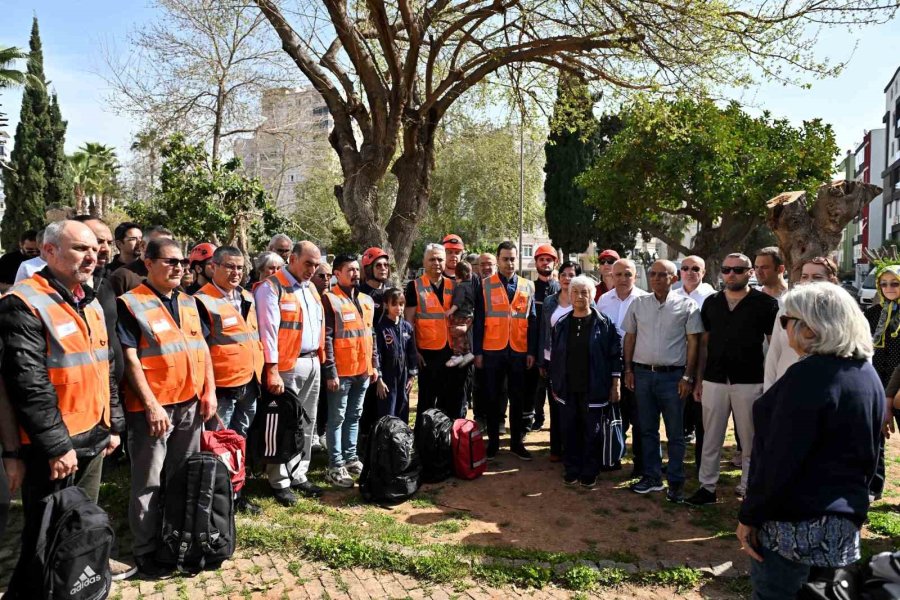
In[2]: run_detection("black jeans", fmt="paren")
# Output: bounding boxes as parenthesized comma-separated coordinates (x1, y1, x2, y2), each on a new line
(530, 369, 549, 426)
(559, 394, 602, 480)
(416, 346, 468, 430)
(482, 350, 533, 445)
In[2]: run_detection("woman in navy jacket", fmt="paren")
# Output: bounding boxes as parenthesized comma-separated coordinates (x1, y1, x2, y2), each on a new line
(548, 275, 622, 488)
(737, 283, 884, 599)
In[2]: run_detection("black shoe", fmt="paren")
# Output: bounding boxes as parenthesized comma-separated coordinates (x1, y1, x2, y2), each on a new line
(685, 487, 717, 506)
(135, 554, 174, 580)
(564, 474, 578, 486)
(630, 477, 665, 494)
(272, 487, 298, 507)
(599, 462, 622, 472)
(293, 480, 324, 498)
(666, 483, 685, 503)
(510, 445, 533, 461)
(487, 439, 499, 459)
(530, 421, 544, 432)
(684, 432, 696, 444)
(580, 476, 597, 489)
(235, 494, 262, 515)
(628, 468, 644, 480)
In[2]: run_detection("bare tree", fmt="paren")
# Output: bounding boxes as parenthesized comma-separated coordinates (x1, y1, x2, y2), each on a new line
(251, 0, 896, 274)
(103, 0, 295, 163)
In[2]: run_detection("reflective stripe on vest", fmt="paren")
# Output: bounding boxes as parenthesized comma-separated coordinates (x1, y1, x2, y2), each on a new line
(325, 286, 375, 377)
(120, 284, 207, 411)
(265, 270, 325, 371)
(482, 274, 532, 353)
(195, 283, 264, 388)
(413, 275, 454, 350)
(11, 275, 111, 442)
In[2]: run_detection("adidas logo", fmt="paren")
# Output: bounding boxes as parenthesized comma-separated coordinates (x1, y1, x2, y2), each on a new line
(70, 564, 102, 595)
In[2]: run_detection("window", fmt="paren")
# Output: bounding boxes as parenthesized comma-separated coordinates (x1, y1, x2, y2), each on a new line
(312, 106, 329, 116)
(523, 244, 533, 257)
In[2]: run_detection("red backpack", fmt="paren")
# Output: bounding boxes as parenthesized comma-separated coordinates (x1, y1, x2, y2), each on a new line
(201, 418, 246, 493)
(451, 419, 486, 479)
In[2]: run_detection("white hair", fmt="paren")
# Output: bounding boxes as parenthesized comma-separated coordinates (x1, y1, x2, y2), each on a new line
(783, 282, 873, 360)
(424, 243, 446, 259)
(570, 275, 596, 298)
(254, 251, 284, 272)
(41, 220, 69, 248)
(267, 233, 292, 250)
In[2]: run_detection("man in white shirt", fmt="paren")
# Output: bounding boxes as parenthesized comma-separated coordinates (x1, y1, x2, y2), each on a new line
(674, 256, 716, 309)
(14, 230, 47, 283)
(597, 258, 648, 476)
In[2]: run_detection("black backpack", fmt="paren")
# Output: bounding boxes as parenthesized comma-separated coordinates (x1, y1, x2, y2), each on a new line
(415, 409, 454, 483)
(359, 416, 421, 504)
(7, 486, 113, 600)
(246, 385, 308, 470)
(157, 452, 235, 573)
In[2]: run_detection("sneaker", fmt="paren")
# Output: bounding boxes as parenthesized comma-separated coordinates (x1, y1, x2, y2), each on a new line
(235, 494, 263, 515)
(510, 445, 533, 461)
(735, 487, 746, 499)
(666, 483, 685, 503)
(564, 474, 579, 486)
(630, 477, 665, 494)
(487, 439, 499, 459)
(684, 432, 696, 444)
(600, 462, 622, 472)
(459, 353, 475, 367)
(628, 468, 644, 480)
(135, 554, 173, 580)
(110, 558, 138, 581)
(311, 435, 322, 451)
(685, 487, 717, 506)
(272, 487, 298, 507)
(445, 355, 464, 368)
(580, 476, 597, 489)
(530, 421, 544, 432)
(731, 452, 742, 468)
(293, 480, 324, 498)
(345, 459, 364, 476)
(326, 466, 354, 488)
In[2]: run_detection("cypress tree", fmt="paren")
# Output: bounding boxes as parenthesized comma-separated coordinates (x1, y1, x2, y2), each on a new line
(1, 18, 56, 249)
(45, 92, 71, 206)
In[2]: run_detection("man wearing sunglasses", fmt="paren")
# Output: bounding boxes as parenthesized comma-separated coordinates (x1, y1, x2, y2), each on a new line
(687, 253, 778, 507)
(594, 249, 619, 303)
(117, 237, 217, 578)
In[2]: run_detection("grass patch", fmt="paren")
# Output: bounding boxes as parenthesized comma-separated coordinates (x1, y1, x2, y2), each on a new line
(636, 567, 703, 592)
(868, 510, 900, 538)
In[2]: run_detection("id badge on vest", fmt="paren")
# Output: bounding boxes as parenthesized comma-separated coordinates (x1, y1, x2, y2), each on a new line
(340, 310, 357, 322)
(490, 286, 507, 306)
(425, 294, 440, 309)
(151, 319, 172, 334)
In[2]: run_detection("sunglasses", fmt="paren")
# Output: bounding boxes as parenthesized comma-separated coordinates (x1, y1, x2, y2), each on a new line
(779, 315, 800, 330)
(720, 266, 750, 275)
(880, 281, 900, 289)
(680, 266, 701, 273)
(155, 258, 190, 268)
(599, 258, 617, 265)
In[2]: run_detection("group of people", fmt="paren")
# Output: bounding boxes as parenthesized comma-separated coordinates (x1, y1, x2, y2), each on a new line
(0, 219, 894, 599)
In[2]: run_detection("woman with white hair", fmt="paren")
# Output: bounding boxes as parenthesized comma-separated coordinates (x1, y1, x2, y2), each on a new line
(250, 251, 285, 292)
(547, 275, 622, 488)
(737, 283, 885, 599)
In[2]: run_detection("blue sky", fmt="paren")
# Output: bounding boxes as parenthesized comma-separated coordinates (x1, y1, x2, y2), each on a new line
(0, 2, 898, 160)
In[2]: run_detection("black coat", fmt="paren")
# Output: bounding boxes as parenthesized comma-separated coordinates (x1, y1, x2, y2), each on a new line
(0, 267, 124, 459)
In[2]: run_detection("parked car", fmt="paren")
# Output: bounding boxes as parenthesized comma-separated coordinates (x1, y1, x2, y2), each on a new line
(859, 271, 877, 306)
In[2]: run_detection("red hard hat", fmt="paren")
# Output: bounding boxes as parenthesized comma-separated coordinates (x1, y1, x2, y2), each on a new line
(534, 243, 558, 260)
(361, 247, 389, 268)
(189, 242, 217, 263)
(442, 234, 465, 251)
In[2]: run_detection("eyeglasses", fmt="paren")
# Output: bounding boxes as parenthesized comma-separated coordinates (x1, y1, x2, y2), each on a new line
(154, 258, 190, 268)
(216, 263, 245, 272)
(720, 266, 750, 275)
(121, 236, 141, 244)
(779, 315, 801, 330)
(880, 281, 900, 289)
(647, 270, 671, 278)
(680, 266, 701, 273)
(599, 258, 617, 265)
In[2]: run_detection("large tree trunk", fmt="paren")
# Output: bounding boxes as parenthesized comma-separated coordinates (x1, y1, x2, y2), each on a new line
(767, 180, 882, 283)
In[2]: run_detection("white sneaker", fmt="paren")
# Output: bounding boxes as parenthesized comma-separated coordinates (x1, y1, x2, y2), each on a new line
(459, 353, 475, 367)
(345, 459, 363, 475)
(109, 558, 138, 581)
(445, 355, 464, 368)
(326, 466, 354, 488)
(319, 434, 328, 449)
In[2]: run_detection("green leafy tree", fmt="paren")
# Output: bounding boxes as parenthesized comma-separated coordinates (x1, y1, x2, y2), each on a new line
(128, 134, 281, 252)
(1, 18, 59, 249)
(580, 97, 838, 278)
(45, 93, 70, 207)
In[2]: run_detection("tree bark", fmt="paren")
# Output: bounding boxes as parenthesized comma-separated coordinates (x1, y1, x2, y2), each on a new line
(767, 180, 882, 283)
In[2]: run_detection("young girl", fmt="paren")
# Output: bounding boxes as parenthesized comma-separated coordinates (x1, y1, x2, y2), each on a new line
(375, 289, 418, 425)
(445, 260, 475, 367)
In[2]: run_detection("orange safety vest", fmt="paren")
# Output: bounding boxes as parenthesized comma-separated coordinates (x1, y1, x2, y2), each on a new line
(324, 286, 375, 377)
(194, 283, 264, 388)
(10, 274, 111, 443)
(264, 269, 325, 372)
(120, 283, 208, 412)
(413, 274, 455, 350)
(482, 273, 533, 353)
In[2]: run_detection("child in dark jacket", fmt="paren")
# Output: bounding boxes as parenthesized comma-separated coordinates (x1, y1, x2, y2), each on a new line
(375, 288, 418, 425)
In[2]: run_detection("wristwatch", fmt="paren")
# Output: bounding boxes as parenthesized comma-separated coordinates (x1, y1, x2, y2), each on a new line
(681, 375, 694, 384)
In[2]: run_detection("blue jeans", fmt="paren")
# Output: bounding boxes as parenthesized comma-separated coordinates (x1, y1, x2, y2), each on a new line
(634, 368, 685, 485)
(213, 380, 259, 438)
(326, 374, 370, 467)
(750, 545, 811, 600)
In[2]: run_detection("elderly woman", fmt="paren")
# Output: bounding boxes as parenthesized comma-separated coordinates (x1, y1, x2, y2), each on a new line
(548, 275, 622, 488)
(539, 261, 582, 462)
(737, 283, 884, 599)
(250, 250, 285, 291)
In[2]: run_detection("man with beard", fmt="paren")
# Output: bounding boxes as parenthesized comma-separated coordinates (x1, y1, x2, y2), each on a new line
(0, 230, 40, 293)
(687, 253, 778, 506)
(442, 234, 465, 280)
(528, 244, 560, 432)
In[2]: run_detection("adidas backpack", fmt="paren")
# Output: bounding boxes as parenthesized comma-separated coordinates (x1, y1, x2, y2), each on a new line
(358, 416, 421, 503)
(415, 409, 454, 483)
(6, 485, 113, 600)
(451, 418, 486, 479)
(157, 452, 235, 573)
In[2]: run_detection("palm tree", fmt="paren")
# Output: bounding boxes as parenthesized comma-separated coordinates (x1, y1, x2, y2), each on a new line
(0, 46, 43, 89)
(130, 128, 161, 191)
(69, 142, 120, 216)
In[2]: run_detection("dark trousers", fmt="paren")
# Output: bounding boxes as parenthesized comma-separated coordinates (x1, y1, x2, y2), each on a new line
(416, 346, 468, 430)
(549, 395, 562, 456)
(559, 394, 602, 480)
(530, 368, 549, 427)
(316, 365, 328, 436)
(483, 350, 532, 444)
(619, 386, 643, 476)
